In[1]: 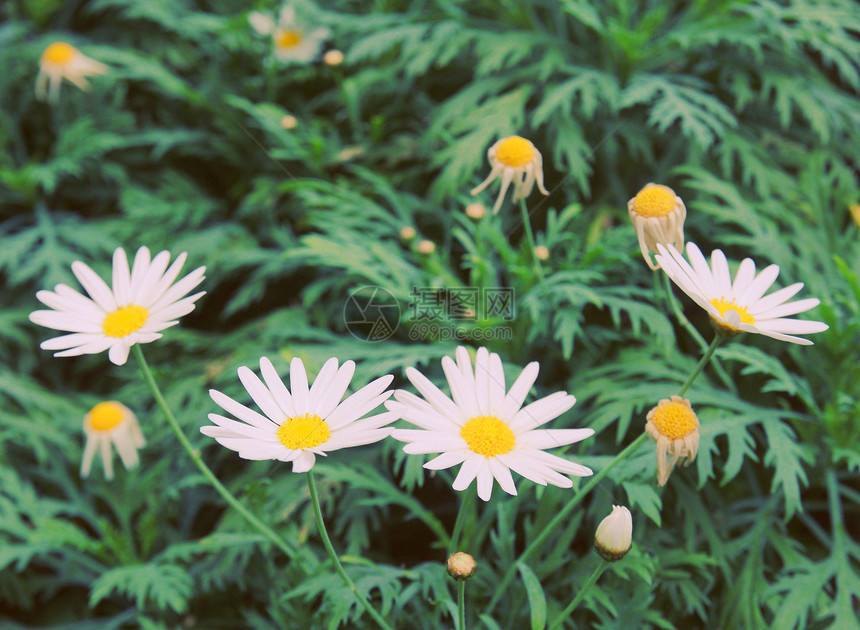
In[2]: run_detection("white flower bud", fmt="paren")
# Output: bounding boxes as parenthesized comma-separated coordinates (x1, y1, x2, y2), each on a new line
(594, 505, 632, 561)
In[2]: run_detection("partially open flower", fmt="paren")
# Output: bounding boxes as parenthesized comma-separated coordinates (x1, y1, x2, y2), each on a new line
(249, 5, 330, 64)
(471, 136, 549, 215)
(447, 552, 477, 580)
(627, 183, 686, 270)
(645, 396, 700, 486)
(36, 42, 108, 104)
(594, 505, 632, 561)
(81, 402, 145, 480)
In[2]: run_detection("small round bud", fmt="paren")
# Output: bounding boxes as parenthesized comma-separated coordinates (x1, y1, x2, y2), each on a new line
(280, 115, 298, 130)
(447, 552, 477, 580)
(324, 49, 345, 66)
(417, 240, 435, 254)
(400, 226, 416, 241)
(465, 202, 487, 220)
(534, 245, 549, 260)
(594, 505, 632, 561)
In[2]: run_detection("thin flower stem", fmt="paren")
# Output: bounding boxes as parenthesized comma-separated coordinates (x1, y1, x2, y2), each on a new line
(660, 273, 735, 394)
(306, 471, 394, 630)
(448, 489, 474, 554)
(457, 580, 466, 630)
(547, 560, 608, 630)
(483, 432, 649, 617)
(519, 199, 545, 281)
(132, 345, 300, 562)
(677, 335, 722, 397)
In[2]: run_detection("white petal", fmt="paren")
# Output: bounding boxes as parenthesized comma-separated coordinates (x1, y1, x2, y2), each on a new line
(442, 356, 478, 418)
(259, 357, 296, 418)
(730, 258, 757, 297)
(452, 455, 483, 493)
(747, 282, 803, 313)
(72, 261, 116, 312)
(30, 311, 102, 333)
(290, 358, 310, 415)
(737, 264, 780, 305)
(108, 341, 131, 365)
(308, 358, 340, 414)
(112, 248, 132, 306)
(402, 435, 468, 454)
(519, 428, 594, 450)
(238, 366, 286, 425)
(509, 392, 576, 433)
(499, 361, 539, 419)
(424, 450, 470, 471)
(134, 250, 171, 305)
(291, 450, 317, 473)
(753, 297, 820, 320)
(405, 366, 463, 422)
(488, 457, 517, 496)
(475, 463, 494, 501)
(474, 347, 492, 416)
(209, 389, 278, 430)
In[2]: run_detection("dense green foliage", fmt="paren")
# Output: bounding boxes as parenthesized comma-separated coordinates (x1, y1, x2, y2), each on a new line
(2, 0, 859, 628)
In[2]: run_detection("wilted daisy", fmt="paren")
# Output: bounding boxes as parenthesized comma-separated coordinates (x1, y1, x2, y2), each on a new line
(388, 346, 593, 501)
(655, 242, 828, 344)
(594, 505, 633, 561)
(627, 183, 686, 270)
(249, 4, 330, 63)
(30, 247, 206, 366)
(645, 396, 700, 486)
(81, 401, 146, 480)
(202, 357, 395, 472)
(470, 136, 549, 215)
(36, 41, 108, 104)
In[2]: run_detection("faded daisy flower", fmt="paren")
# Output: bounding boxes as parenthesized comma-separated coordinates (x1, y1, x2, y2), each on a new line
(202, 357, 395, 472)
(388, 346, 593, 501)
(36, 41, 107, 104)
(471, 136, 549, 215)
(249, 4, 330, 63)
(627, 183, 686, 270)
(30, 247, 205, 366)
(655, 242, 828, 344)
(645, 396, 700, 486)
(81, 402, 146, 480)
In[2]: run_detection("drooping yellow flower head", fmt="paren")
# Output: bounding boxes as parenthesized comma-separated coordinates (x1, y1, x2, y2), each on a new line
(36, 41, 108, 104)
(471, 136, 549, 215)
(81, 402, 146, 480)
(645, 395, 700, 486)
(627, 183, 686, 270)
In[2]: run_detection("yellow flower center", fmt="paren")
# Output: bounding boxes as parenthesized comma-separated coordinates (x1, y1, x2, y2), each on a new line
(43, 42, 76, 65)
(631, 185, 677, 218)
(276, 30, 304, 49)
(102, 305, 149, 338)
(495, 136, 535, 168)
(277, 413, 331, 449)
(89, 402, 125, 432)
(650, 401, 697, 440)
(461, 416, 516, 457)
(709, 298, 756, 327)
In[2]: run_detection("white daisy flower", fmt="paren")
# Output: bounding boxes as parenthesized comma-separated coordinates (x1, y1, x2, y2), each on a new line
(655, 242, 829, 344)
(627, 183, 686, 270)
(81, 401, 146, 480)
(36, 41, 108, 104)
(249, 5, 331, 63)
(388, 347, 594, 502)
(30, 247, 206, 366)
(470, 136, 549, 215)
(202, 357, 396, 472)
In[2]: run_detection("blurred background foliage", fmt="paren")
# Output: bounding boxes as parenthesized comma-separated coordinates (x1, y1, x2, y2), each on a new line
(1, 0, 859, 628)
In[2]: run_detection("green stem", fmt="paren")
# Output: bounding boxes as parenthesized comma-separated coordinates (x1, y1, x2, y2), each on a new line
(457, 580, 466, 630)
(677, 335, 722, 397)
(306, 471, 394, 630)
(661, 273, 735, 394)
(483, 432, 648, 617)
(132, 345, 301, 563)
(519, 199, 545, 282)
(448, 489, 474, 554)
(547, 560, 608, 630)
